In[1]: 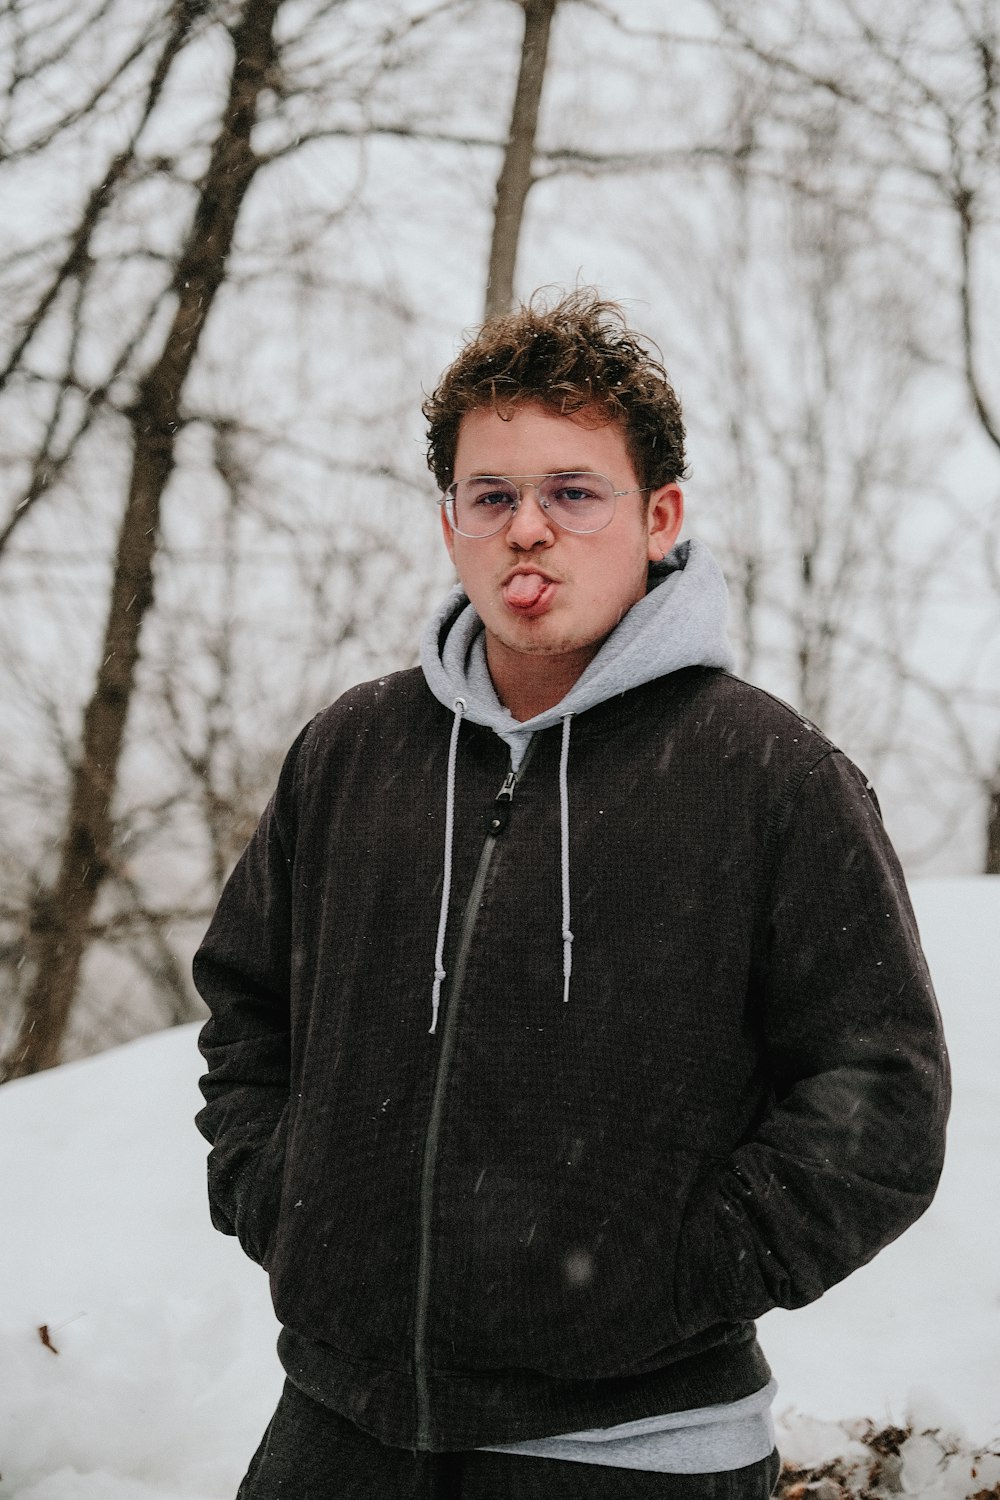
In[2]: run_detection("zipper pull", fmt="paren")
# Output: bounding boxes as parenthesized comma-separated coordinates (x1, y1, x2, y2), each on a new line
(489, 770, 517, 835)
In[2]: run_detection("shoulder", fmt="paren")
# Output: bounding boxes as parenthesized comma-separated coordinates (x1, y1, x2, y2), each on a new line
(671, 668, 834, 746)
(622, 668, 879, 834)
(303, 667, 438, 744)
(689, 673, 889, 842)
(280, 667, 448, 797)
(635, 668, 838, 773)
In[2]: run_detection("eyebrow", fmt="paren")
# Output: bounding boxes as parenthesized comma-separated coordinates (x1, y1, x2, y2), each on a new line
(463, 468, 597, 479)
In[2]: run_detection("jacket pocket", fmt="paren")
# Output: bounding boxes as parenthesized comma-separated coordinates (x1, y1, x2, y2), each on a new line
(669, 1156, 733, 1340)
(671, 1151, 783, 1339)
(229, 1104, 289, 1268)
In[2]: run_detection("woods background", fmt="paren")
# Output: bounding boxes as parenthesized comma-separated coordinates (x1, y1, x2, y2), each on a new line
(1, 0, 998, 1077)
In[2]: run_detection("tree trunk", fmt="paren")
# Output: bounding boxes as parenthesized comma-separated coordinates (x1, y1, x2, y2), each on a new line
(2, 0, 283, 1081)
(986, 768, 1000, 875)
(484, 0, 558, 320)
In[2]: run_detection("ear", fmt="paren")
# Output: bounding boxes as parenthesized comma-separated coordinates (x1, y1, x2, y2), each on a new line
(440, 501, 457, 564)
(646, 483, 684, 561)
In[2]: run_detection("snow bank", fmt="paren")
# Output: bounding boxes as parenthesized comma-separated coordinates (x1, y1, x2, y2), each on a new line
(0, 879, 997, 1498)
(0, 1027, 281, 1498)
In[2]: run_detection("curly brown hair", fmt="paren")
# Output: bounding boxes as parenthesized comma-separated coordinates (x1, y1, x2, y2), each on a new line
(422, 288, 687, 492)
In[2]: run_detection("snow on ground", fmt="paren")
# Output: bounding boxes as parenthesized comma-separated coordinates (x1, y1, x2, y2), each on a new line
(0, 879, 998, 1498)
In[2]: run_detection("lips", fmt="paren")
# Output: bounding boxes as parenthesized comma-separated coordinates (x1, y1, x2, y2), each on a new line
(502, 571, 557, 615)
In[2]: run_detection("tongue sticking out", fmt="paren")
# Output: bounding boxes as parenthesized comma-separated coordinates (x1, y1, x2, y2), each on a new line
(503, 573, 549, 609)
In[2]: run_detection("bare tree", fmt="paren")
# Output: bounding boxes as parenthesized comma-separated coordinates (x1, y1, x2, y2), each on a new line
(681, 86, 938, 762)
(0, 0, 527, 1076)
(485, 0, 559, 318)
(702, 0, 1000, 869)
(2, 0, 287, 1079)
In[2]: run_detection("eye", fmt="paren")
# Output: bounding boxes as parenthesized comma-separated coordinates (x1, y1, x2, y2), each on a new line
(550, 477, 601, 504)
(464, 479, 516, 510)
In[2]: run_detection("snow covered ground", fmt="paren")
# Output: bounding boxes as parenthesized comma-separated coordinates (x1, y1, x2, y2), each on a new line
(1, 879, 998, 1499)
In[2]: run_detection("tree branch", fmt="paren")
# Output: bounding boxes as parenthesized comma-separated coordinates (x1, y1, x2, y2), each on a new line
(956, 185, 1000, 453)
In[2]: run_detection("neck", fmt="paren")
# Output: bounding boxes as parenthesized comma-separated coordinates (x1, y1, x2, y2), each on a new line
(486, 637, 599, 721)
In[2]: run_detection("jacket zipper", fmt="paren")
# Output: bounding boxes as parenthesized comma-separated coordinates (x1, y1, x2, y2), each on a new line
(413, 739, 535, 1448)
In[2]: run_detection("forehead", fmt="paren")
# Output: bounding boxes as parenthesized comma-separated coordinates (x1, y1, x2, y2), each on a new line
(453, 401, 634, 479)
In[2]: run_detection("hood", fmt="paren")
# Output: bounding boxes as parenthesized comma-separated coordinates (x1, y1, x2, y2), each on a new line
(420, 538, 735, 767)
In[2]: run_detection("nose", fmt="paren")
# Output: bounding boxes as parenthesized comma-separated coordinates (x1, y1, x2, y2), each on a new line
(505, 483, 554, 549)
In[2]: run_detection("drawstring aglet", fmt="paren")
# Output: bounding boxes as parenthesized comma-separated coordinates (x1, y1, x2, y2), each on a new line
(561, 930, 574, 1004)
(429, 968, 446, 1034)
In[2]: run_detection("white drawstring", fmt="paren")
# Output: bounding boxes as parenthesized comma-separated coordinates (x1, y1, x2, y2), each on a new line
(559, 714, 574, 1004)
(429, 698, 465, 1034)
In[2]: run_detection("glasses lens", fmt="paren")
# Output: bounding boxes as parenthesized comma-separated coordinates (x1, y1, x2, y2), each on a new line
(447, 473, 618, 536)
(538, 473, 616, 533)
(451, 477, 519, 536)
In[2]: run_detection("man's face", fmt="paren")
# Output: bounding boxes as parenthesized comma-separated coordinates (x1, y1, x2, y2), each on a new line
(442, 402, 683, 711)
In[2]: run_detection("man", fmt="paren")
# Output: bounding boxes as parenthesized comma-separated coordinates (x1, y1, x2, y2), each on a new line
(195, 290, 949, 1498)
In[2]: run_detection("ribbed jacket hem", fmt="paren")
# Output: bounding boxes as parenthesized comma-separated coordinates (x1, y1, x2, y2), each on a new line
(276, 1324, 772, 1452)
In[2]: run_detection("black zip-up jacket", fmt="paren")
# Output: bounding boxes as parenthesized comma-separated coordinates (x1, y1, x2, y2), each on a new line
(194, 665, 949, 1451)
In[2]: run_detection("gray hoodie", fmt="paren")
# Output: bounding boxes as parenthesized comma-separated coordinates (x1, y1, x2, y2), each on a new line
(420, 538, 735, 771)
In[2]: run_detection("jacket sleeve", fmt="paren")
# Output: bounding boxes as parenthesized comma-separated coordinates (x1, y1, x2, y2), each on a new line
(193, 723, 310, 1266)
(676, 749, 950, 1333)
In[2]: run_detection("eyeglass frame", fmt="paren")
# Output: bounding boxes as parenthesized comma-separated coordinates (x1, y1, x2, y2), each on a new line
(439, 471, 649, 539)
